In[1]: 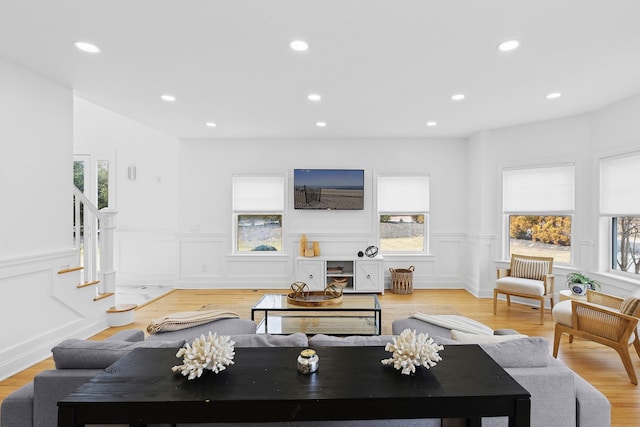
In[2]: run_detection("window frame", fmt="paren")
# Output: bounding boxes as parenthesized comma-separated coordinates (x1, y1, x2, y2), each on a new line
(233, 212, 284, 254)
(609, 216, 640, 278)
(378, 212, 429, 254)
(231, 174, 285, 255)
(600, 152, 640, 279)
(501, 163, 575, 264)
(504, 213, 573, 264)
(377, 173, 430, 255)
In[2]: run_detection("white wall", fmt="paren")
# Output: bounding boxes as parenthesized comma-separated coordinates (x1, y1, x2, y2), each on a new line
(177, 138, 468, 289)
(74, 97, 180, 284)
(588, 94, 640, 295)
(0, 60, 110, 380)
(0, 59, 71, 258)
(467, 93, 640, 298)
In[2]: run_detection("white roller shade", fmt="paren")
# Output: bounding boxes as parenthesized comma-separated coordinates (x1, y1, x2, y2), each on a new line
(600, 153, 640, 216)
(378, 175, 429, 212)
(233, 176, 284, 211)
(503, 165, 574, 214)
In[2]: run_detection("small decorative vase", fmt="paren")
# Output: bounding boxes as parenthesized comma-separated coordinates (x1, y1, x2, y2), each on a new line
(570, 283, 587, 296)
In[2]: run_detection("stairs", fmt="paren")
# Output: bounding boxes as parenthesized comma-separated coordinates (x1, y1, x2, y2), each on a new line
(58, 266, 109, 297)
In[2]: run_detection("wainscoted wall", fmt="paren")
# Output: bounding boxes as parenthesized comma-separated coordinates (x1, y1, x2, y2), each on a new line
(0, 251, 112, 380)
(173, 232, 467, 290)
(115, 230, 177, 284)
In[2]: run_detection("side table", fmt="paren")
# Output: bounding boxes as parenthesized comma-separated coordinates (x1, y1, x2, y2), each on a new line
(559, 289, 587, 302)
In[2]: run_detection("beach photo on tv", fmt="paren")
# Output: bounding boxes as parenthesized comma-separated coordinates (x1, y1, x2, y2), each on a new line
(293, 169, 364, 210)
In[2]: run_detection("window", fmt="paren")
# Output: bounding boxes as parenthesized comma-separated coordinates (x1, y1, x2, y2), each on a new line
(377, 175, 429, 253)
(612, 217, 640, 275)
(600, 153, 640, 276)
(503, 165, 574, 263)
(508, 215, 572, 263)
(232, 175, 284, 253)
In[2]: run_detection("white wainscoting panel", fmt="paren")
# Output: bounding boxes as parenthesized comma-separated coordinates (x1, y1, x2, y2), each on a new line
(116, 230, 176, 284)
(0, 250, 110, 381)
(179, 236, 227, 278)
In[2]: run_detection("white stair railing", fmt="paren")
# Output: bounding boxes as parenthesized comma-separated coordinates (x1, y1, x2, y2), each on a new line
(72, 186, 117, 295)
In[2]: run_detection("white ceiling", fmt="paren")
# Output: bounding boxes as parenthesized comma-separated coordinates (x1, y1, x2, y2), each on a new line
(2, 0, 640, 140)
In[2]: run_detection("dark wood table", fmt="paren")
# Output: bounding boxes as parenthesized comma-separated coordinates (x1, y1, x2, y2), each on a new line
(58, 345, 530, 426)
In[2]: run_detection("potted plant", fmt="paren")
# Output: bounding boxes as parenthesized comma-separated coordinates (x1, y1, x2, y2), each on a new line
(566, 272, 600, 296)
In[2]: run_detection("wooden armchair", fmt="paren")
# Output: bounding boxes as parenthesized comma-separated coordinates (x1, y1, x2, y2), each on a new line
(552, 290, 640, 384)
(493, 254, 555, 324)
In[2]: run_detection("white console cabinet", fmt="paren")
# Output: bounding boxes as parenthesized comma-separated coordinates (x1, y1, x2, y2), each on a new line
(296, 255, 384, 294)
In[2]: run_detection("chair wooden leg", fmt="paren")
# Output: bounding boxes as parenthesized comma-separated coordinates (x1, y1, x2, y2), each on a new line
(615, 346, 638, 385)
(633, 331, 640, 359)
(493, 290, 498, 315)
(506, 295, 511, 306)
(553, 325, 562, 358)
(539, 299, 545, 325)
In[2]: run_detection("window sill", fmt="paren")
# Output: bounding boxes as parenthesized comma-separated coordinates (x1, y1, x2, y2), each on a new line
(227, 252, 290, 258)
(381, 253, 434, 258)
(592, 271, 640, 289)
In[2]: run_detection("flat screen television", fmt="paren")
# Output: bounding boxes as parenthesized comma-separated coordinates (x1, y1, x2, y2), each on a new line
(294, 169, 364, 210)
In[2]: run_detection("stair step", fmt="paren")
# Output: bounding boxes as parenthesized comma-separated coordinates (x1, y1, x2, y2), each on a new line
(58, 266, 84, 274)
(107, 303, 137, 327)
(107, 303, 138, 313)
(94, 292, 114, 302)
(77, 280, 100, 289)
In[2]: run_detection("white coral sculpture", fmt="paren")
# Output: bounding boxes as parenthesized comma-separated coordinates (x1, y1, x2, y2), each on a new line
(381, 328, 444, 375)
(172, 332, 235, 380)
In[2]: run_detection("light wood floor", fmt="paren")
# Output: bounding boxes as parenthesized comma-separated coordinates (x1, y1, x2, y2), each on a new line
(2, 289, 639, 426)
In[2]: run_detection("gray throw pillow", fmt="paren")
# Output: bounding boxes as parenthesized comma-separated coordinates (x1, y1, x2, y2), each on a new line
(231, 332, 308, 347)
(52, 339, 183, 369)
(478, 336, 550, 368)
(308, 334, 396, 347)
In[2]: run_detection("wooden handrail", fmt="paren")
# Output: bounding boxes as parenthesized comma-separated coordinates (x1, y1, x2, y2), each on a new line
(58, 266, 84, 274)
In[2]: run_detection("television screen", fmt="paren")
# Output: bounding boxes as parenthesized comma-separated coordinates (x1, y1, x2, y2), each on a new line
(294, 169, 364, 210)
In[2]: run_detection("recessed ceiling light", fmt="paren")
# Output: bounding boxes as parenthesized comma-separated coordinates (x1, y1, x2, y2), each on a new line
(546, 92, 562, 99)
(426, 121, 437, 127)
(498, 40, 520, 52)
(73, 41, 101, 54)
(308, 93, 321, 102)
(290, 40, 309, 51)
(161, 94, 176, 102)
(451, 93, 466, 101)
(205, 122, 217, 127)
(316, 121, 327, 127)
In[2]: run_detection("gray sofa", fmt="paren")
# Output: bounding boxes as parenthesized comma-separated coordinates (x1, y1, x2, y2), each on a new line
(392, 317, 611, 427)
(2, 317, 610, 427)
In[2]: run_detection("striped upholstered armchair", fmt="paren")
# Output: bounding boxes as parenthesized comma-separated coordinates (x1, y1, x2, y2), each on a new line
(493, 254, 555, 324)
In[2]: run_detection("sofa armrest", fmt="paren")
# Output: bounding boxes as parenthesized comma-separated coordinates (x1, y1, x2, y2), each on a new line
(543, 274, 555, 295)
(105, 329, 145, 342)
(1, 382, 34, 427)
(573, 371, 611, 427)
(145, 318, 257, 342)
(480, 366, 576, 427)
(496, 268, 511, 279)
(33, 369, 102, 427)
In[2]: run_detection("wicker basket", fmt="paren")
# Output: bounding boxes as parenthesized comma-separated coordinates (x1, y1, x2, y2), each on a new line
(390, 266, 415, 294)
